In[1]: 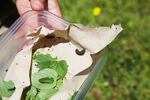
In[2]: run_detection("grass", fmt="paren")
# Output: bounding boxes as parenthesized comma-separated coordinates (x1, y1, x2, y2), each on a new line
(59, 0, 150, 100)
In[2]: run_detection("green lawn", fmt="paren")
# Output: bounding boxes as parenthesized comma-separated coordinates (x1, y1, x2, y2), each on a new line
(59, 0, 150, 100)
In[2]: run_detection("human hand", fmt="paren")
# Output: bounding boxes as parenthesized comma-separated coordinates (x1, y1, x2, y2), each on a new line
(16, 0, 61, 17)
(15, 0, 63, 45)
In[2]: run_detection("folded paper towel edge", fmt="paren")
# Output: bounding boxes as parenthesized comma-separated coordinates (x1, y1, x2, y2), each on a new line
(69, 24, 123, 54)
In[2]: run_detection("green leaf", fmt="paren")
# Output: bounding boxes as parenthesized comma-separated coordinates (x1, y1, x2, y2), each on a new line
(32, 68, 58, 90)
(26, 54, 69, 99)
(33, 54, 68, 79)
(0, 80, 15, 97)
(33, 54, 57, 70)
(36, 89, 58, 100)
(54, 79, 63, 90)
(53, 60, 68, 79)
(39, 77, 54, 84)
(25, 87, 37, 100)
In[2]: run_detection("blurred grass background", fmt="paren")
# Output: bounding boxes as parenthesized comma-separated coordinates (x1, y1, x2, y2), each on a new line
(0, 0, 150, 100)
(59, 0, 150, 100)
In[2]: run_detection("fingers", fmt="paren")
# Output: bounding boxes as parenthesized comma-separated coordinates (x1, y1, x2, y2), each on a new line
(48, 0, 62, 17)
(31, 0, 62, 16)
(30, 0, 46, 11)
(16, 0, 47, 15)
(16, 0, 62, 17)
(16, 0, 32, 15)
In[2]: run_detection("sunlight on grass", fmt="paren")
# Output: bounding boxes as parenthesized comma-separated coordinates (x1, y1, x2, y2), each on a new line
(59, 0, 150, 99)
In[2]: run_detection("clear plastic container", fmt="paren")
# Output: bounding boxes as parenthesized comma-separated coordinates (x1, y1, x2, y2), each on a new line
(0, 10, 107, 99)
